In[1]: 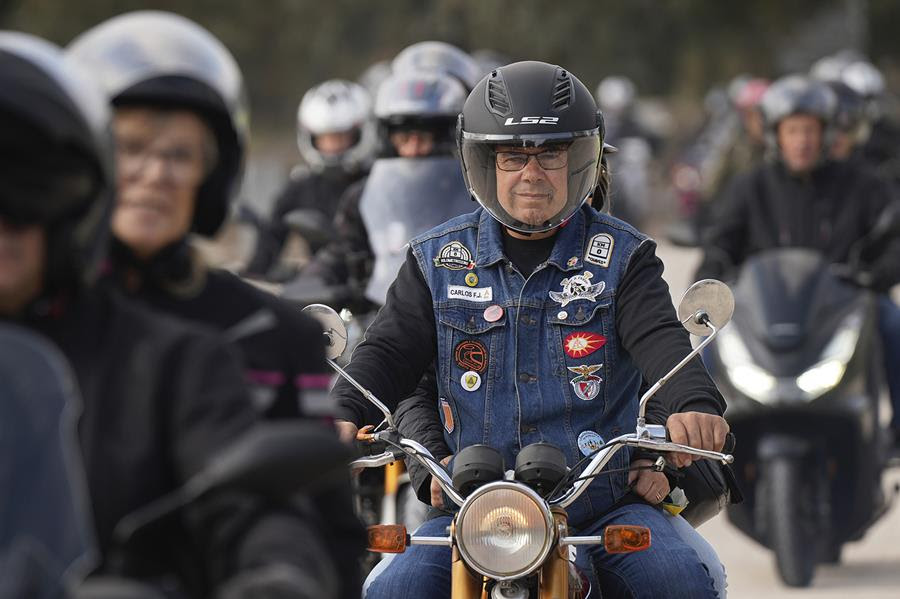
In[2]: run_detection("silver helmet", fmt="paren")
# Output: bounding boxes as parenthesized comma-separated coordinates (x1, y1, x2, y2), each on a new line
(67, 10, 248, 237)
(297, 79, 376, 174)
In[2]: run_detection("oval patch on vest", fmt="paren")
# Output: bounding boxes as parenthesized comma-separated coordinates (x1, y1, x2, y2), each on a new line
(578, 431, 606, 456)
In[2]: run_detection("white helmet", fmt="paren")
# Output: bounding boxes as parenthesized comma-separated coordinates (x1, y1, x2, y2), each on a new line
(841, 60, 885, 99)
(297, 79, 376, 173)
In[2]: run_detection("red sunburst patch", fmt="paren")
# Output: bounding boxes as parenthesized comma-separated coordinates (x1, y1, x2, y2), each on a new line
(564, 332, 607, 359)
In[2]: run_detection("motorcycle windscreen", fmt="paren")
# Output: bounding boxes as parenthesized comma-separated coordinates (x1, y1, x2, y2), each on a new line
(0, 324, 97, 598)
(360, 156, 473, 304)
(732, 248, 863, 374)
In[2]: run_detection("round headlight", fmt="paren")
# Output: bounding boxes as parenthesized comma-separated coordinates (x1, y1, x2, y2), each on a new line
(456, 481, 553, 580)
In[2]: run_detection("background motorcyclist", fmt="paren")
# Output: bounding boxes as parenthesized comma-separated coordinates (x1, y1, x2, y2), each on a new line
(67, 10, 334, 421)
(695, 74, 900, 450)
(245, 79, 375, 279)
(0, 31, 342, 597)
(334, 60, 729, 599)
(302, 68, 468, 299)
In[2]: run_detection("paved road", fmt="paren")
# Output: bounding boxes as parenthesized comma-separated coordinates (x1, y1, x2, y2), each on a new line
(655, 240, 900, 598)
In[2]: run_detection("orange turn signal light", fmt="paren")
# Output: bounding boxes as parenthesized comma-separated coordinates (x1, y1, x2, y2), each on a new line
(603, 525, 651, 554)
(367, 524, 409, 553)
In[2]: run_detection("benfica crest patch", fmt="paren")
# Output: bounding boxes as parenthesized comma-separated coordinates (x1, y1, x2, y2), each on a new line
(563, 332, 607, 359)
(567, 364, 603, 401)
(433, 241, 475, 270)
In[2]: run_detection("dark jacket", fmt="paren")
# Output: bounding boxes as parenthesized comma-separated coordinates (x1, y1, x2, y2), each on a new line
(247, 168, 366, 278)
(109, 240, 330, 419)
(304, 178, 372, 289)
(696, 159, 900, 291)
(27, 285, 339, 596)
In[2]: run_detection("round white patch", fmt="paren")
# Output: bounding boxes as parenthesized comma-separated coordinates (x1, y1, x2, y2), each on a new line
(577, 431, 605, 456)
(460, 370, 482, 392)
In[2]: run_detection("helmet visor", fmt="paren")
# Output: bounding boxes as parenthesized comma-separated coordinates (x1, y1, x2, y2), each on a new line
(459, 132, 601, 233)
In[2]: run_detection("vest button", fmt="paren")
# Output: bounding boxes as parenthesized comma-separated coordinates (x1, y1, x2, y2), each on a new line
(518, 372, 532, 383)
(520, 423, 537, 434)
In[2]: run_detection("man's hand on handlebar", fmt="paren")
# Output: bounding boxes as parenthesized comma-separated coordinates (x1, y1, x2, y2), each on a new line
(430, 455, 453, 508)
(666, 412, 730, 468)
(335, 420, 359, 444)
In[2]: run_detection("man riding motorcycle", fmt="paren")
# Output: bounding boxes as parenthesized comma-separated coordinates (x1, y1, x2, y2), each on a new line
(0, 31, 339, 597)
(246, 79, 375, 279)
(333, 60, 730, 599)
(695, 74, 900, 450)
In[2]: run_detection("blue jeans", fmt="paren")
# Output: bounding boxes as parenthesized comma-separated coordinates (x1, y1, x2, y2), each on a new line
(364, 504, 718, 599)
(879, 295, 900, 431)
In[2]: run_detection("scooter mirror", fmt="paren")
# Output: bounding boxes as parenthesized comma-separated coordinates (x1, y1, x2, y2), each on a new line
(302, 303, 349, 360)
(113, 423, 352, 545)
(677, 279, 734, 337)
(198, 422, 353, 498)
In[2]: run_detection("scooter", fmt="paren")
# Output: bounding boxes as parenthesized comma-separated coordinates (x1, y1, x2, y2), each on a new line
(74, 422, 353, 598)
(304, 279, 736, 598)
(703, 248, 895, 587)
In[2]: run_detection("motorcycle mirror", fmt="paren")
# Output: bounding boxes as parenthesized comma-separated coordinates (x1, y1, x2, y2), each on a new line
(113, 423, 352, 545)
(194, 422, 353, 497)
(302, 303, 349, 360)
(677, 279, 734, 337)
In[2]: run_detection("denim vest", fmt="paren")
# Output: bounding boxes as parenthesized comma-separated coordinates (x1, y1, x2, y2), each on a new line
(410, 205, 650, 527)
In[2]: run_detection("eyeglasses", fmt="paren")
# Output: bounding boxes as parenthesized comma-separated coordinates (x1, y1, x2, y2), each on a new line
(116, 138, 206, 184)
(495, 149, 568, 172)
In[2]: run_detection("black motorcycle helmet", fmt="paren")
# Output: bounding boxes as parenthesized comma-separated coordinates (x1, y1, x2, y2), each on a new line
(760, 75, 837, 161)
(67, 10, 249, 237)
(458, 61, 605, 233)
(0, 31, 114, 292)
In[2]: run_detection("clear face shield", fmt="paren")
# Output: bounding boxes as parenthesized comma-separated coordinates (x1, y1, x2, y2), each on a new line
(459, 129, 602, 233)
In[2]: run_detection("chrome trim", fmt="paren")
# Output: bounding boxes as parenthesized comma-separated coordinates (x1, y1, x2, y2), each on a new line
(409, 536, 453, 546)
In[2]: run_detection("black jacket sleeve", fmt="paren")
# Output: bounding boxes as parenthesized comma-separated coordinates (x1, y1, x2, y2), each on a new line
(394, 363, 452, 504)
(695, 172, 753, 281)
(617, 240, 725, 419)
(333, 248, 437, 426)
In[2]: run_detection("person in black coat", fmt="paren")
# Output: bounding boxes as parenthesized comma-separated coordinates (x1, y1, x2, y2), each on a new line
(0, 31, 344, 597)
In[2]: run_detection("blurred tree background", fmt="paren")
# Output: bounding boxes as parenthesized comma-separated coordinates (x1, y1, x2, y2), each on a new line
(3, 0, 898, 135)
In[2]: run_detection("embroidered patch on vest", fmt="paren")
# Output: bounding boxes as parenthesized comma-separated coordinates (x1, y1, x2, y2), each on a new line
(455, 340, 487, 373)
(549, 271, 605, 307)
(563, 332, 607, 359)
(433, 241, 475, 270)
(447, 285, 493, 302)
(585, 233, 614, 267)
(567, 364, 603, 401)
(578, 430, 606, 456)
(440, 399, 455, 433)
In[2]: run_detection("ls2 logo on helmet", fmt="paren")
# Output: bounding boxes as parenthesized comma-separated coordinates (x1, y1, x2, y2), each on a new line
(504, 116, 560, 126)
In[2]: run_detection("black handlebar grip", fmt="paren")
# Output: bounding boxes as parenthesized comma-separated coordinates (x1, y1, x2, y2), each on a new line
(722, 432, 736, 454)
